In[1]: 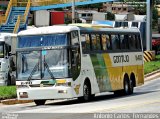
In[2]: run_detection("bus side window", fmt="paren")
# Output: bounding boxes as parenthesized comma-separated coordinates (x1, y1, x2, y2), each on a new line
(71, 32, 81, 80)
(136, 35, 142, 50)
(129, 35, 136, 50)
(71, 47, 81, 81)
(91, 34, 101, 51)
(120, 34, 129, 49)
(111, 35, 120, 50)
(81, 34, 91, 53)
(102, 34, 112, 51)
(102, 34, 107, 50)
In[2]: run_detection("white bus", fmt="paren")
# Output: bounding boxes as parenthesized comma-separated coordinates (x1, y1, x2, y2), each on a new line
(0, 33, 16, 86)
(16, 25, 144, 105)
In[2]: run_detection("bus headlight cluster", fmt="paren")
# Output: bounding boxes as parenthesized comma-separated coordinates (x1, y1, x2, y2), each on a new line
(56, 79, 71, 87)
(56, 82, 71, 87)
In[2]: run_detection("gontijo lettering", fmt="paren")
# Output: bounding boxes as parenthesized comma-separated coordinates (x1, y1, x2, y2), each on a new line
(113, 55, 129, 63)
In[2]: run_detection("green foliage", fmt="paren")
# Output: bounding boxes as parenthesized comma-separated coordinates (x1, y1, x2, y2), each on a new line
(144, 55, 160, 74)
(0, 86, 17, 100)
(107, 12, 115, 20)
(152, 7, 158, 29)
(0, 6, 7, 10)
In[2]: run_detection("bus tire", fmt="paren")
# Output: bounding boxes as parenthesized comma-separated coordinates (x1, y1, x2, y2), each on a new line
(83, 80, 92, 101)
(129, 79, 134, 94)
(129, 73, 135, 94)
(7, 74, 11, 86)
(123, 76, 130, 95)
(34, 100, 46, 106)
(11, 75, 16, 85)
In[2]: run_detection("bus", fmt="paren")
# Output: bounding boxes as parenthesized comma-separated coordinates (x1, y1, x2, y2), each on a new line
(16, 25, 144, 105)
(0, 33, 16, 86)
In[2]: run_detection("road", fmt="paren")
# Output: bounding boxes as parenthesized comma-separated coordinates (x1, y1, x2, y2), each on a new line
(0, 78, 160, 119)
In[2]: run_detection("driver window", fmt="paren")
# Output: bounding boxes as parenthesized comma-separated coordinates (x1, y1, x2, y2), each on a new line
(71, 47, 81, 81)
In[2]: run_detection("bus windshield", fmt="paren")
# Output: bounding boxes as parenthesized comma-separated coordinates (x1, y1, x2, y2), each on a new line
(17, 49, 69, 81)
(18, 34, 68, 48)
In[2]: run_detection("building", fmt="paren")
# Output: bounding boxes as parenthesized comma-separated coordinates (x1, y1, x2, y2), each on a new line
(102, 2, 134, 14)
(102, 2, 146, 14)
(0, 0, 9, 7)
(76, 10, 98, 23)
(64, 9, 99, 23)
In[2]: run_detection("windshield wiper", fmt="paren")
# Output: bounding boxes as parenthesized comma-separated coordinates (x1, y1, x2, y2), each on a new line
(28, 61, 39, 81)
(43, 61, 55, 80)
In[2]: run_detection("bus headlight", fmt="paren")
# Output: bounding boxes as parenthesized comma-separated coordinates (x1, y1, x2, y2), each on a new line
(19, 92, 28, 98)
(56, 82, 72, 87)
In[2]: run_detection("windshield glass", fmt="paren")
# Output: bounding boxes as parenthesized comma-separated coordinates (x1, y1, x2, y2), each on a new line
(18, 34, 68, 48)
(17, 49, 69, 80)
(17, 51, 41, 80)
(0, 43, 4, 58)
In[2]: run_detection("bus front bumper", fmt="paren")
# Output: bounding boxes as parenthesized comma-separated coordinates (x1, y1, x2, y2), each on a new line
(17, 86, 74, 100)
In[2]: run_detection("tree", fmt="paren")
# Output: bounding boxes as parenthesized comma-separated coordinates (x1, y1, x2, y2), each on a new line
(107, 12, 115, 20)
(152, 7, 158, 29)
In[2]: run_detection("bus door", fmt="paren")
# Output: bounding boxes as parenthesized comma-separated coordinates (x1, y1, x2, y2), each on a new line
(70, 31, 82, 82)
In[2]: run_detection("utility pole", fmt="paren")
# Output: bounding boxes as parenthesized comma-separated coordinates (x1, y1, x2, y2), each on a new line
(72, 0, 75, 23)
(146, 0, 152, 50)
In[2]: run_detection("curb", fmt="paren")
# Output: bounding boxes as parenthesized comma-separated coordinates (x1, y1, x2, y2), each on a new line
(144, 69, 160, 77)
(1, 70, 160, 105)
(1, 99, 33, 105)
(144, 69, 160, 81)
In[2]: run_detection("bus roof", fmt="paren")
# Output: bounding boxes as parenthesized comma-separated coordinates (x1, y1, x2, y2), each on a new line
(70, 23, 113, 28)
(18, 25, 140, 36)
(18, 25, 80, 36)
(70, 23, 140, 34)
(0, 33, 17, 42)
(79, 27, 140, 34)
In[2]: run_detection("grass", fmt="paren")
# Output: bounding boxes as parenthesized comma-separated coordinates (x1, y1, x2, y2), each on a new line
(144, 55, 160, 74)
(0, 86, 17, 100)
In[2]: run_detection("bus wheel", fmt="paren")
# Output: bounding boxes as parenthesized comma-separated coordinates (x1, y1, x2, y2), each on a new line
(34, 100, 46, 106)
(7, 74, 11, 86)
(129, 80, 134, 94)
(83, 81, 91, 101)
(123, 78, 130, 95)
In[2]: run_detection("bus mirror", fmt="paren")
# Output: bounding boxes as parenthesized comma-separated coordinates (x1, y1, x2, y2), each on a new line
(9, 52, 16, 56)
(9, 46, 11, 52)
